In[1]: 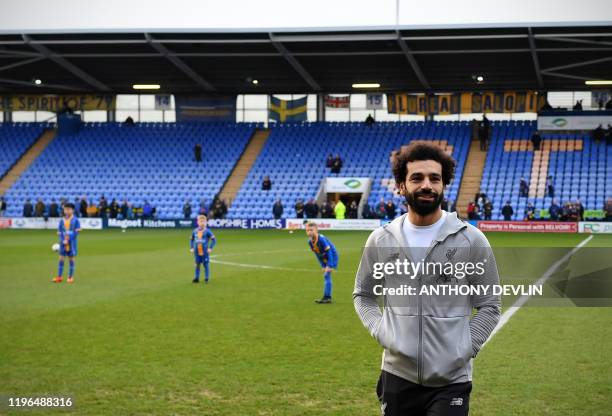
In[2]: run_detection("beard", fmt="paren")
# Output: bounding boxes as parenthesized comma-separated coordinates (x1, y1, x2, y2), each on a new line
(406, 189, 444, 216)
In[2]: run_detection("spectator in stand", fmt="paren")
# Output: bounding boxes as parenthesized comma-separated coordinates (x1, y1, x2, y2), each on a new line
(210, 198, 223, 219)
(23, 199, 33, 217)
(74, 197, 81, 217)
(549, 199, 561, 221)
(347, 200, 358, 219)
(573, 100, 583, 110)
(109, 199, 119, 219)
(320, 201, 333, 218)
(473, 203, 481, 220)
(385, 199, 396, 220)
(467, 201, 476, 220)
(334, 199, 346, 219)
(561, 202, 579, 222)
(593, 124, 605, 143)
(362, 202, 373, 219)
(524, 202, 536, 221)
(120, 200, 129, 219)
(502, 201, 514, 221)
(576, 198, 585, 221)
(519, 177, 529, 197)
(132, 204, 143, 219)
(604, 198, 612, 222)
(183, 201, 192, 219)
(0, 197, 6, 217)
(48, 199, 59, 217)
(98, 196, 108, 219)
(531, 131, 542, 150)
(143, 201, 153, 219)
(478, 122, 488, 151)
(598, 98, 605, 110)
(87, 202, 99, 217)
(295, 199, 305, 218)
(475, 191, 486, 208)
(607, 125, 612, 146)
(221, 200, 229, 219)
(124, 116, 135, 126)
(79, 197, 88, 217)
(326, 154, 334, 168)
(365, 113, 375, 127)
(483, 199, 493, 220)
(59, 198, 66, 216)
(480, 114, 490, 150)
(606, 98, 612, 110)
(376, 198, 387, 219)
(547, 176, 555, 197)
(194, 143, 202, 162)
(272, 199, 284, 220)
(198, 199, 208, 216)
(34, 198, 45, 217)
(262, 176, 272, 191)
(331, 154, 343, 174)
(304, 199, 319, 218)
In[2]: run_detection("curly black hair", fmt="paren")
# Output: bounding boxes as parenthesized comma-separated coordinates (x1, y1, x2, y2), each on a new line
(392, 141, 456, 187)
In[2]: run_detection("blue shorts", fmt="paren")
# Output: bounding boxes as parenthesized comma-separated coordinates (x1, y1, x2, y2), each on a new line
(59, 243, 77, 257)
(194, 254, 210, 264)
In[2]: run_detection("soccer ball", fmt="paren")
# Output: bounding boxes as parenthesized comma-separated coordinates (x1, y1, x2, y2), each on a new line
(52, 243, 60, 252)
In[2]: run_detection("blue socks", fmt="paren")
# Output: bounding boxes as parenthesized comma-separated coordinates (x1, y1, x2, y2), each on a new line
(69, 260, 75, 278)
(57, 260, 64, 277)
(194, 262, 210, 282)
(324, 271, 332, 298)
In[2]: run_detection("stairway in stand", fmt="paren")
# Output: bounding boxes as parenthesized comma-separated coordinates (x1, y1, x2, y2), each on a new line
(0, 128, 57, 196)
(455, 140, 487, 218)
(218, 129, 270, 205)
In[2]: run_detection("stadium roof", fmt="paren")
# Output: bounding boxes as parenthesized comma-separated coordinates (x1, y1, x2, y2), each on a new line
(1, 26, 611, 95)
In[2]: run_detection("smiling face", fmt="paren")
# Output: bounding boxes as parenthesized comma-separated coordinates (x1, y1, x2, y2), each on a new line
(400, 159, 445, 216)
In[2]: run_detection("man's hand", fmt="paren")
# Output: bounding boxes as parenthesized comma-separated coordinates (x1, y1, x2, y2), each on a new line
(323, 267, 332, 273)
(190, 248, 194, 253)
(207, 248, 212, 254)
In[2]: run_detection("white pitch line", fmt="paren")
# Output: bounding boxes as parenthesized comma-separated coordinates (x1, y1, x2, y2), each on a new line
(482, 235, 594, 349)
(210, 259, 314, 273)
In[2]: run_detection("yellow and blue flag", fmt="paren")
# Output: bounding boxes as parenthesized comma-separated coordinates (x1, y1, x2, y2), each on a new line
(269, 96, 307, 123)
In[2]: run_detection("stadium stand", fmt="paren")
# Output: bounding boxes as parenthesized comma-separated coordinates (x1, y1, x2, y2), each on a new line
(228, 121, 470, 219)
(2, 122, 261, 218)
(480, 120, 610, 220)
(2, 120, 608, 220)
(0, 122, 50, 179)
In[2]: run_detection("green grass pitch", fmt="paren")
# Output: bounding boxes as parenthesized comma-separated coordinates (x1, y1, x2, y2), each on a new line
(0, 229, 611, 415)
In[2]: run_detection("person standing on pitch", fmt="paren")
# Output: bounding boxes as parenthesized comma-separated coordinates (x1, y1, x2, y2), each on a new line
(52, 203, 81, 283)
(306, 222, 338, 304)
(353, 142, 501, 415)
(190, 214, 216, 283)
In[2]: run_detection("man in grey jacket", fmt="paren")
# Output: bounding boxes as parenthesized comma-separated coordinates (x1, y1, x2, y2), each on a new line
(354, 142, 501, 415)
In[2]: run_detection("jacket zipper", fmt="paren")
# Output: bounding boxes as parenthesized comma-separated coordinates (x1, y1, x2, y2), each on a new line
(418, 240, 441, 384)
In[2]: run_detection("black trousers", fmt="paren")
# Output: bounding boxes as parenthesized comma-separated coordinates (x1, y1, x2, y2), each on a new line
(376, 371, 472, 416)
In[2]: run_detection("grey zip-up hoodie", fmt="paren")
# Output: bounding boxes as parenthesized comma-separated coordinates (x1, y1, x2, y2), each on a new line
(353, 211, 501, 387)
